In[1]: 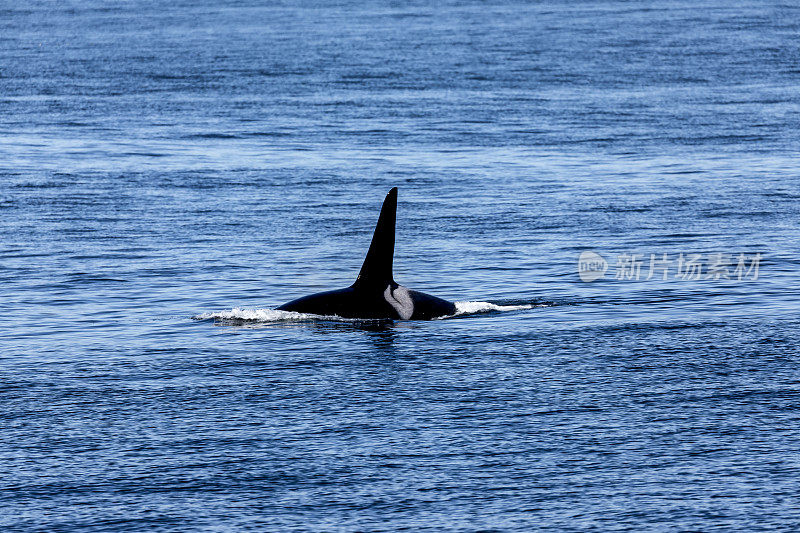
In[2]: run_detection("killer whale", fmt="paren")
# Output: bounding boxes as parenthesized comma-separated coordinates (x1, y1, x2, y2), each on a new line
(277, 187, 457, 320)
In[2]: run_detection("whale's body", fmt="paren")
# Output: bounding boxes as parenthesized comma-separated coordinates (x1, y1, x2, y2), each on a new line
(277, 188, 456, 320)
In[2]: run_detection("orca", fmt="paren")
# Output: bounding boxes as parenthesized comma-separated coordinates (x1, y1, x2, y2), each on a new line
(277, 187, 457, 320)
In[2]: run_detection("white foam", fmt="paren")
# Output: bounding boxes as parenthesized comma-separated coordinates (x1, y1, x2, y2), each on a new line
(194, 301, 536, 323)
(453, 301, 534, 315)
(193, 307, 314, 322)
(194, 307, 394, 323)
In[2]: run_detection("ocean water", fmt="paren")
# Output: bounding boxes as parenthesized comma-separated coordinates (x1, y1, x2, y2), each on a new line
(2, 1, 800, 530)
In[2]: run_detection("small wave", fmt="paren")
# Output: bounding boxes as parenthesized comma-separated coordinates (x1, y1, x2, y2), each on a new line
(187, 133, 241, 139)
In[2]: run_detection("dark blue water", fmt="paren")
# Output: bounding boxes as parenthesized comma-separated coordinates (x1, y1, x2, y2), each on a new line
(3, 1, 800, 530)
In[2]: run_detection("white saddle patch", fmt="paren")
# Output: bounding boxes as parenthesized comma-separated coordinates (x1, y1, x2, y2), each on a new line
(384, 285, 414, 319)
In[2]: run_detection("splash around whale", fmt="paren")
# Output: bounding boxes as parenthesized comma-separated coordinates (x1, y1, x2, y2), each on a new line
(277, 187, 458, 320)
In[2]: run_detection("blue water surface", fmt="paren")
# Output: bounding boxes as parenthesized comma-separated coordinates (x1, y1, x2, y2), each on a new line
(2, 1, 800, 531)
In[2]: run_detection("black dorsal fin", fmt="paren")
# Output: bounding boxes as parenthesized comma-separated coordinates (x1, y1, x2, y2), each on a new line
(352, 187, 397, 288)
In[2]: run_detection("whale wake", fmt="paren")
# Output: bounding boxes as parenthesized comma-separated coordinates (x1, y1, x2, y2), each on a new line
(193, 301, 538, 323)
